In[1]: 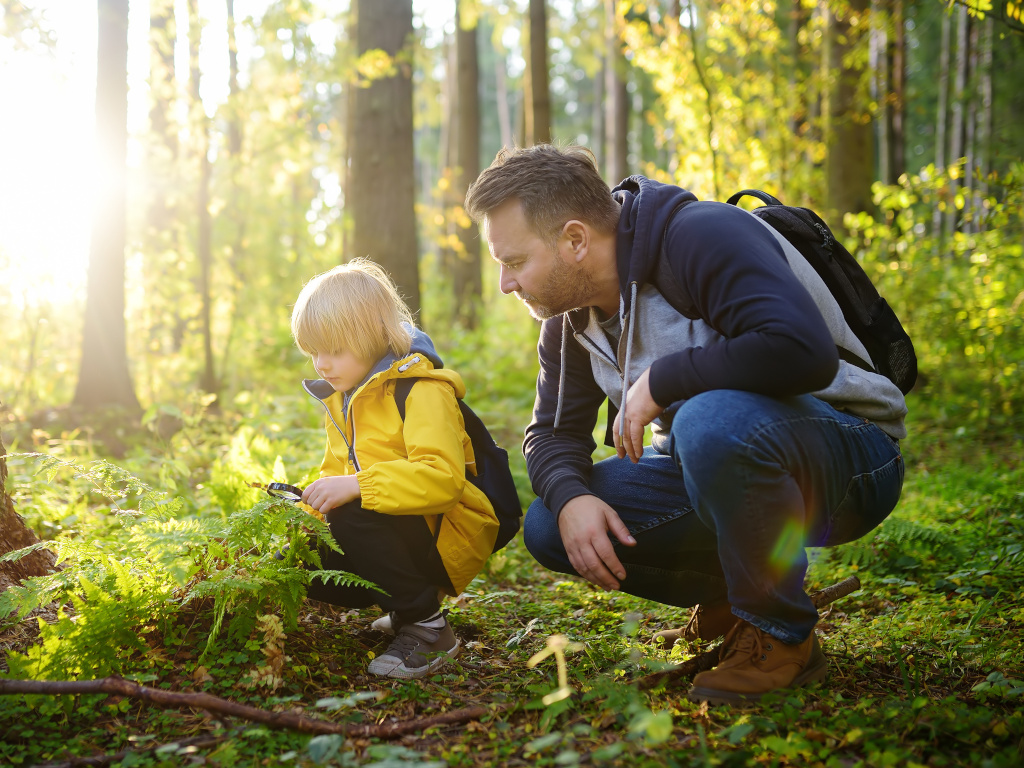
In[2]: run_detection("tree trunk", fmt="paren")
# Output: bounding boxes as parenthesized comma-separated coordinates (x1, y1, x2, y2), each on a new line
(825, 0, 874, 227)
(890, 0, 905, 182)
(526, 0, 551, 145)
(350, 0, 420, 315)
(943, 3, 969, 243)
(494, 47, 513, 149)
(974, 15, 993, 213)
(592, 54, 606, 170)
(189, 0, 217, 396)
(72, 0, 140, 414)
(146, 0, 178, 235)
(933, 5, 951, 240)
(604, 0, 629, 184)
(0, 424, 55, 594)
(454, 0, 482, 328)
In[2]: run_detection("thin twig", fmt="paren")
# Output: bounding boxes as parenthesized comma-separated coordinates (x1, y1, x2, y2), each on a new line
(637, 575, 862, 690)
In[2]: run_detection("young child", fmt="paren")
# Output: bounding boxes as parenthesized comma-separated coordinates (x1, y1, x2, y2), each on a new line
(290, 259, 499, 679)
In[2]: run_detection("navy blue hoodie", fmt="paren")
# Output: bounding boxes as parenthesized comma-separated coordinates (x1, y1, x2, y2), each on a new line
(523, 177, 839, 517)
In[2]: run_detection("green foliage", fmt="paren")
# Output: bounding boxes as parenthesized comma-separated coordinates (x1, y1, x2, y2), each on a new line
(1, 451, 370, 678)
(846, 164, 1024, 434)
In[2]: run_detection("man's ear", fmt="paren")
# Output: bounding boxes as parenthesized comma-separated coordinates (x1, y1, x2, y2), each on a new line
(560, 220, 589, 263)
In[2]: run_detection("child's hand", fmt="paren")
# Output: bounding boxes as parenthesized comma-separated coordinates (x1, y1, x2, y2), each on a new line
(302, 476, 361, 514)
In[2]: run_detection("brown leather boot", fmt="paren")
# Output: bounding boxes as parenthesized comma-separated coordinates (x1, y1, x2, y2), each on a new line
(687, 620, 827, 704)
(651, 601, 739, 648)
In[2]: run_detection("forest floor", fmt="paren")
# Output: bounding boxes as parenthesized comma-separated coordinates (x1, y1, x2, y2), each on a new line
(1, 437, 1023, 767)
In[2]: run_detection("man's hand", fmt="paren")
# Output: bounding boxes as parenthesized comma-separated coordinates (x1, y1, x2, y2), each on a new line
(614, 368, 665, 463)
(557, 495, 636, 591)
(302, 475, 361, 514)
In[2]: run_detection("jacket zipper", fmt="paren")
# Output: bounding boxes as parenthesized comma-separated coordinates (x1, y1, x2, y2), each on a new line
(575, 330, 621, 372)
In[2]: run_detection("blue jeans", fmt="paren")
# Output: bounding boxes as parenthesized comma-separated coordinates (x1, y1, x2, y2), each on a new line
(524, 391, 904, 643)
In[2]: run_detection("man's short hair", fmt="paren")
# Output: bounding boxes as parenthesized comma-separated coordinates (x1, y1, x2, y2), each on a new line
(465, 144, 621, 244)
(291, 258, 413, 363)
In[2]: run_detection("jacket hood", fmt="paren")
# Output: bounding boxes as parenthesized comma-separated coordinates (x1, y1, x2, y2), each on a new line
(611, 176, 697, 293)
(302, 324, 460, 404)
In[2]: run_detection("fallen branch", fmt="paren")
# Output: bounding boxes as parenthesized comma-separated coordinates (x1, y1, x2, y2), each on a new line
(0, 575, 862, 752)
(637, 575, 861, 690)
(0, 675, 504, 739)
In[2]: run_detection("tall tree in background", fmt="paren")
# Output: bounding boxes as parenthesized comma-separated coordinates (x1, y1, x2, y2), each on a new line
(454, 0, 482, 327)
(525, 0, 551, 145)
(824, 0, 874, 224)
(604, 0, 629, 183)
(349, 0, 420, 314)
(188, 0, 218, 396)
(147, 0, 178, 237)
(875, 0, 906, 185)
(72, 0, 140, 414)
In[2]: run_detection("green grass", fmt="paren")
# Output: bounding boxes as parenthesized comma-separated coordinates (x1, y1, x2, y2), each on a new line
(2, 401, 1023, 766)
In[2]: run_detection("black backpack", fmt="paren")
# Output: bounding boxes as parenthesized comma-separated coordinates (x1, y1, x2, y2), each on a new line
(726, 189, 918, 395)
(394, 378, 522, 552)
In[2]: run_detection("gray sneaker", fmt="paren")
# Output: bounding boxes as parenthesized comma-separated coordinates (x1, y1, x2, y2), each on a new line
(367, 618, 460, 679)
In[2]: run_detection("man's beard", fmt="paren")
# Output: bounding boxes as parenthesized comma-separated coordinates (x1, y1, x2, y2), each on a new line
(516, 255, 596, 321)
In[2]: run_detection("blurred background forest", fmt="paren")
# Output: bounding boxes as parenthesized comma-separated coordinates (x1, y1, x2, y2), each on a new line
(1, 2, 1023, 763)
(1, 0, 1022, 444)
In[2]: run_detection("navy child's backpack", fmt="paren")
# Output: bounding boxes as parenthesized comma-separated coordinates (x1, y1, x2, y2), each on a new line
(394, 378, 522, 552)
(727, 189, 918, 395)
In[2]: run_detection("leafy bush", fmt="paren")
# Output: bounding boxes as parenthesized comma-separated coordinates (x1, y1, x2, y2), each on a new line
(846, 164, 1024, 436)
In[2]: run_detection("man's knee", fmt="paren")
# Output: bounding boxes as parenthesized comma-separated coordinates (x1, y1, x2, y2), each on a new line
(672, 390, 774, 472)
(522, 499, 573, 574)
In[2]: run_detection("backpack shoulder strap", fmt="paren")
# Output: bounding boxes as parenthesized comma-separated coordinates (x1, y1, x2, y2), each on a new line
(393, 377, 416, 421)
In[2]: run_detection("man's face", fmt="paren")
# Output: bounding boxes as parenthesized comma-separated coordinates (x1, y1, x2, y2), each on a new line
(484, 199, 595, 320)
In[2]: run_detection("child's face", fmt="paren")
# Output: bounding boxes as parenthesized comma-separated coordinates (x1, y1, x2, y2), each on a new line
(312, 349, 374, 393)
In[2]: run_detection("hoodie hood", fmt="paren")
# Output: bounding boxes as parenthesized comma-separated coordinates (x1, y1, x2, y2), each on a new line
(303, 323, 445, 402)
(611, 176, 697, 294)
(555, 178, 697, 438)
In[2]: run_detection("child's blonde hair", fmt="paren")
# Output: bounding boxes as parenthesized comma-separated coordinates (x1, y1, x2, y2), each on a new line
(291, 259, 414, 363)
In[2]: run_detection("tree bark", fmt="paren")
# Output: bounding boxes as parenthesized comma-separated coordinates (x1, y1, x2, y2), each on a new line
(604, 0, 629, 184)
(1, 424, 55, 594)
(454, 0, 482, 328)
(943, 3, 970, 243)
(933, 5, 952, 240)
(189, 0, 217, 397)
(350, 0, 420, 314)
(890, 0, 906, 181)
(825, 0, 875, 227)
(72, 0, 140, 414)
(526, 0, 551, 145)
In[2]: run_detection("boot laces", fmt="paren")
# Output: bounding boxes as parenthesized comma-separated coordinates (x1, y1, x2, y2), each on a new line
(721, 621, 775, 663)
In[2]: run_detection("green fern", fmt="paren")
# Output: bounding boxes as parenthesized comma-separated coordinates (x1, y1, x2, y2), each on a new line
(2, 454, 373, 677)
(828, 516, 962, 572)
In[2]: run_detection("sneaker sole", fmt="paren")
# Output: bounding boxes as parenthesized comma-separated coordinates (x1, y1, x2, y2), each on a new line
(687, 642, 828, 706)
(368, 639, 461, 680)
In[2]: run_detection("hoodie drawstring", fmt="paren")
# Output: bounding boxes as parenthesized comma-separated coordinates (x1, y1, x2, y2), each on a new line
(553, 314, 570, 432)
(619, 282, 639, 442)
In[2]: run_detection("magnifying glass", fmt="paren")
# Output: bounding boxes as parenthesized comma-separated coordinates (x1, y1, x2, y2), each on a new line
(266, 482, 304, 501)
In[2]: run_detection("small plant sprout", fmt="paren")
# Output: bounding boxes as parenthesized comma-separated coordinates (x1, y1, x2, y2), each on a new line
(527, 634, 585, 705)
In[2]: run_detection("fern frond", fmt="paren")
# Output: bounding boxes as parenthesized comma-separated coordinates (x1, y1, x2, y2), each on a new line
(309, 570, 380, 591)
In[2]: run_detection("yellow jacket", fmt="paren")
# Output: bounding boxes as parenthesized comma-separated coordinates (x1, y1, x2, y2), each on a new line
(304, 347, 499, 595)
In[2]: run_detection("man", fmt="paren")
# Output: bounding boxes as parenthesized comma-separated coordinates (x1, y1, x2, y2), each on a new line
(464, 144, 907, 704)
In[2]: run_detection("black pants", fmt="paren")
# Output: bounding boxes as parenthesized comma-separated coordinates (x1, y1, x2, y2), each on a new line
(304, 501, 452, 625)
